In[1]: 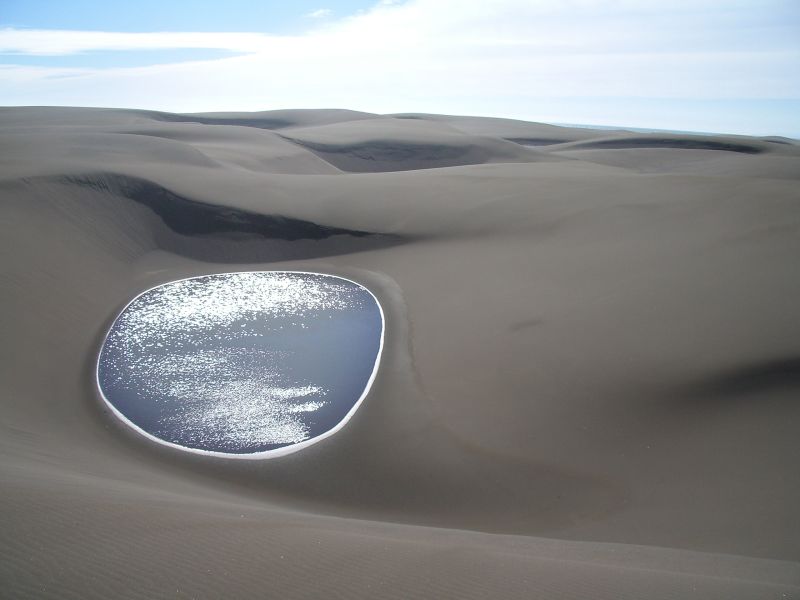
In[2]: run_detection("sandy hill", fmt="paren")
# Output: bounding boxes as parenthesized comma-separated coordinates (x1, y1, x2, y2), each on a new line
(1, 107, 799, 599)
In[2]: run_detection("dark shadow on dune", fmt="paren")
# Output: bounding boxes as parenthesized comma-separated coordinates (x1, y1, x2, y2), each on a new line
(505, 137, 565, 147)
(149, 113, 294, 130)
(281, 138, 478, 173)
(679, 357, 800, 401)
(51, 173, 406, 263)
(133, 109, 378, 131)
(59, 173, 367, 240)
(567, 137, 764, 154)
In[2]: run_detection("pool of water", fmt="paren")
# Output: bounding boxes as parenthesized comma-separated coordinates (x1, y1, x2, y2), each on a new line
(97, 271, 384, 457)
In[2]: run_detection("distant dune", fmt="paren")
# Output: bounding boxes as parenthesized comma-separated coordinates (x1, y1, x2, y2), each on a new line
(1, 107, 799, 599)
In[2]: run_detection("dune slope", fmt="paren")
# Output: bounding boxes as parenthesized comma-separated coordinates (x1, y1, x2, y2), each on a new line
(1, 107, 799, 599)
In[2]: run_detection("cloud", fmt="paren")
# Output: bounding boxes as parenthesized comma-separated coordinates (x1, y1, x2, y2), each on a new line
(1, 0, 798, 134)
(305, 8, 332, 19)
(0, 28, 269, 55)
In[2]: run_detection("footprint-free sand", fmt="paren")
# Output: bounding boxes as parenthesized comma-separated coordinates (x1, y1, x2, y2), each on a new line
(2, 107, 799, 598)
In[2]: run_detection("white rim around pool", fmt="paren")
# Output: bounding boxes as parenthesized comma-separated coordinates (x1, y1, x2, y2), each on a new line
(95, 270, 385, 459)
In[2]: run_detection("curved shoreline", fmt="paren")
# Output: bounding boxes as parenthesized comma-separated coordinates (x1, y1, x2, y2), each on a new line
(95, 270, 386, 460)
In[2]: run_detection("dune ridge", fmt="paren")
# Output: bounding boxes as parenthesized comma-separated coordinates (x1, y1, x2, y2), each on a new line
(1, 107, 799, 598)
(53, 172, 377, 240)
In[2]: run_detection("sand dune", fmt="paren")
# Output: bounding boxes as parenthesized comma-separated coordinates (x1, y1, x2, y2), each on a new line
(552, 134, 768, 154)
(1, 107, 799, 598)
(278, 117, 550, 172)
(391, 112, 613, 143)
(165, 108, 381, 130)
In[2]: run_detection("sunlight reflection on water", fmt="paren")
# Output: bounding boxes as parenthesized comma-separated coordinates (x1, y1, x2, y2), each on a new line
(97, 271, 383, 457)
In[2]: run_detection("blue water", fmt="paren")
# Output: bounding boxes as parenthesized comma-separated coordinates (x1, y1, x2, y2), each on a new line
(97, 272, 383, 456)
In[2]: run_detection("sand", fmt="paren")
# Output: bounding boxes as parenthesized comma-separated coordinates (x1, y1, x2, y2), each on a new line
(1, 106, 799, 598)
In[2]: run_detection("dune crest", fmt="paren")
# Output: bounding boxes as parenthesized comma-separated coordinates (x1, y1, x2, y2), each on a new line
(2, 107, 799, 599)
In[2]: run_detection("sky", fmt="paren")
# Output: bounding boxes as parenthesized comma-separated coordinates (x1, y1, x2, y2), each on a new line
(1, 0, 799, 137)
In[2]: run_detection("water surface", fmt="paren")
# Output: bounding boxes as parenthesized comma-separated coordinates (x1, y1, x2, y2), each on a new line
(97, 271, 383, 457)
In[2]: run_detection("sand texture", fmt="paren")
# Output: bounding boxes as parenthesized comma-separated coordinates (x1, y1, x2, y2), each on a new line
(1, 107, 799, 598)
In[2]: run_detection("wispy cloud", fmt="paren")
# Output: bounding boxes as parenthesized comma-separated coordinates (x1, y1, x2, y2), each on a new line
(0, 28, 269, 55)
(305, 8, 332, 19)
(1, 0, 798, 134)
